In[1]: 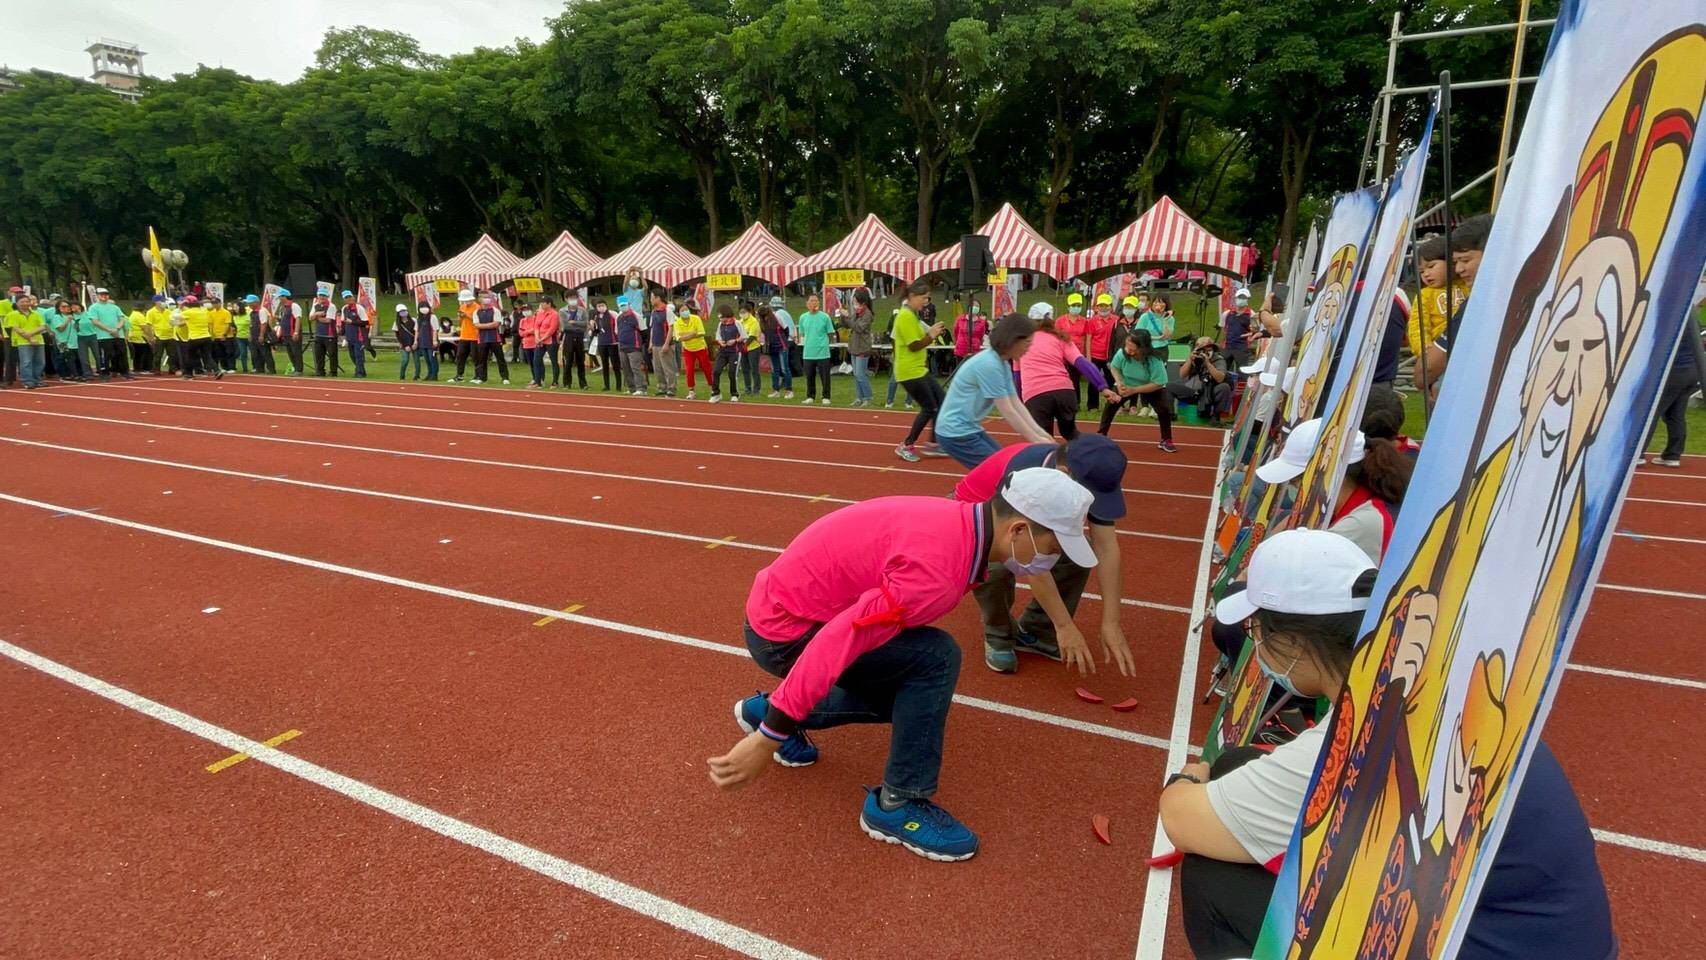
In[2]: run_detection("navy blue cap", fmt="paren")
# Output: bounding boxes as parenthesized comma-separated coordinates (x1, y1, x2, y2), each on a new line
(1064, 433, 1127, 523)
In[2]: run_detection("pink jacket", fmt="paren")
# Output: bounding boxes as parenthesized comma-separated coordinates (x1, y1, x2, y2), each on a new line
(746, 497, 991, 730)
(953, 313, 988, 357)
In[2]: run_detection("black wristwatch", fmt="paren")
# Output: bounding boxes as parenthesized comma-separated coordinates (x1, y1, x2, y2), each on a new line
(1164, 772, 1204, 789)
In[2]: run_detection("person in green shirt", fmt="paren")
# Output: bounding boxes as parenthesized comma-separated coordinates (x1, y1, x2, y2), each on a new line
(85, 287, 133, 379)
(47, 299, 88, 382)
(1136, 294, 1176, 355)
(1099, 329, 1177, 452)
(796, 294, 838, 405)
(232, 299, 253, 372)
(10, 294, 50, 388)
(892, 281, 949, 462)
(0, 294, 14, 387)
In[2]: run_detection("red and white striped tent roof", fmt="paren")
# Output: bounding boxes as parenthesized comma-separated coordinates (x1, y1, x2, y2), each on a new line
(792, 213, 925, 283)
(1064, 196, 1250, 279)
(511, 230, 602, 289)
(404, 233, 525, 291)
(917, 203, 1066, 279)
(584, 225, 702, 289)
(689, 221, 805, 286)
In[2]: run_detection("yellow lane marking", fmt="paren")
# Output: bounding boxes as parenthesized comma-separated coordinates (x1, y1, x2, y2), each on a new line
(533, 603, 585, 627)
(206, 729, 301, 773)
(705, 535, 739, 550)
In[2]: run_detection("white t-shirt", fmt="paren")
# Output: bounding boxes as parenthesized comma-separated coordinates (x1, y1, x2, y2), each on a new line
(1205, 710, 1332, 865)
(1330, 500, 1386, 563)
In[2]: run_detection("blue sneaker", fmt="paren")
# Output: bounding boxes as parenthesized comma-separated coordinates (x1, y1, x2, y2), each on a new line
(983, 642, 1017, 674)
(859, 788, 979, 862)
(734, 693, 818, 768)
(1014, 631, 1063, 661)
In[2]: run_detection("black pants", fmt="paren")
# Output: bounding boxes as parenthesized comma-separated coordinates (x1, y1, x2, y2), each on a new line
(1087, 359, 1112, 411)
(1098, 389, 1173, 442)
(1180, 746, 1273, 959)
(454, 341, 475, 379)
(181, 338, 217, 377)
(973, 557, 1093, 652)
(0, 340, 13, 385)
(314, 337, 340, 376)
(803, 357, 832, 400)
(283, 337, 304, 374)
(1647, 364, 1698, 460)
(712, 349, 741, 397)
(901, 375, 945, 445)
(1025, 388, 1081, 440)
(562, 333, 588, 387)
(474, 341, 508, 382)
(599, 344, 623, 390)
(250, 337, 276, 373)
(1169, 380, 1233, 420)
(130, 341, 152, 373)
(507, 331, 524, 363)
(100, 339, 130, 377)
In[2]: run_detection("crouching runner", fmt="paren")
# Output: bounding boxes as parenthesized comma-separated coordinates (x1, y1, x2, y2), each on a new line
(708, 467, 1098, 862)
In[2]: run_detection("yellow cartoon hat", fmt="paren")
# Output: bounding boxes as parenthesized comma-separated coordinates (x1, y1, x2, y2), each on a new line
(1066, 292, 1084, 306)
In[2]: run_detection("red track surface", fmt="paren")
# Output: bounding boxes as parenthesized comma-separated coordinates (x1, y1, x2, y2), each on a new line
(1, 374, 1700, 959)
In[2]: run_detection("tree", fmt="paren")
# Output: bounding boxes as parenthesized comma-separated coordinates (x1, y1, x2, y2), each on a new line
(315, 27, 444, 71)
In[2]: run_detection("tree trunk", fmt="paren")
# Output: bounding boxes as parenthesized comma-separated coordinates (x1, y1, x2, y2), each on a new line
(258, 225, 274, 288)
(1042, 132, 1076, 242)
(693, 155, 721, 248)
(1132, 78, 1178, 212)
(961, 153, 984, 229)
(339, 216, 354, 288)
(914, 152, 940, 250)
(410, 233, 421, 272)
(3, 230, 22, 287)
(1274, 115, 1318, 278)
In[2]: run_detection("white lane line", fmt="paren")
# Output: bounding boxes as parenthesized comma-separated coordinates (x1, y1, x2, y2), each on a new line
(1613, 530, 1706, 545)
(21, 392, 1211, 500)
(1598, 583, 1706, 601)
(1, 438, 1191, 615)
(0, 493, 1176, 747)
(201, 374, 1233, 448)
(1590, 829, 1706, 864)
(0, 637, 818, 960)
(0, 406, 1209, 548)
(1626, 495, 1706, 508)
(1134, 431, 1230, 960)
(1565, 662, 1706, 691)
(108, 381, 1222, 472)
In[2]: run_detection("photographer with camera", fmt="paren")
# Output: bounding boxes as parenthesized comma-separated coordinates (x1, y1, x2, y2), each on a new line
(1170, 336, 1232, 425)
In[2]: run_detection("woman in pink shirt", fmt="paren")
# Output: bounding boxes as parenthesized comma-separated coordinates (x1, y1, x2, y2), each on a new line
(530, 297, 560, 388)
(709, 468, 1099, 863)
(1018, 314, 1116, 440)
(951, 294, 988, 371)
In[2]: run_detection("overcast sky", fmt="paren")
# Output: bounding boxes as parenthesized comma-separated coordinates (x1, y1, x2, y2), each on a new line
(6, 0, 564, 84)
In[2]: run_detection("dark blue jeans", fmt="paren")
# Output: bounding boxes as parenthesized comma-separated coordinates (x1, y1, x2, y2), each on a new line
(744, 620, 960, 800)
(345, 338, 367, 376)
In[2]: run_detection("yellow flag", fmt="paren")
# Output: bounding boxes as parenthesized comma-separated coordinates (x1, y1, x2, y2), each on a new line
(148, 226, 167, 294)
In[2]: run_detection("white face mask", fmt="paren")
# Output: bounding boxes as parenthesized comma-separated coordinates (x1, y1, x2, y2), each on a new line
(1068, 305, 1083, 315)
(1122, 307, 1137, 318)
(1235, 298, 1250, 308)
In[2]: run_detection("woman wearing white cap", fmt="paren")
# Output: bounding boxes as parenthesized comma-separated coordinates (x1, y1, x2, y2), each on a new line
(1164, 528, 1613, 960)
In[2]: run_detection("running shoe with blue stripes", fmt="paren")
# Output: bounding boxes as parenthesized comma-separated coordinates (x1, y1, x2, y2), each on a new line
(859, 787, 979, 862)
(735, 692, 819, 767)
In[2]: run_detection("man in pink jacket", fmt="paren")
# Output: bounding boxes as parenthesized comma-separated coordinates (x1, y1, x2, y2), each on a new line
(708, 468, 1097, 862)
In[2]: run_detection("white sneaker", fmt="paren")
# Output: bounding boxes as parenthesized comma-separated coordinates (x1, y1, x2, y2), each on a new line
(784, 391, 794, 399)
(802, 397, 814, 405)
(686, 390, 696, 400)
(502, 379, 510, 385)
(884, 402, 894, 408)
(820, 398, 831, 406)
(730, 395, 740, 402)
(470, 379, 484, 384)
(710, 394, 721, 403)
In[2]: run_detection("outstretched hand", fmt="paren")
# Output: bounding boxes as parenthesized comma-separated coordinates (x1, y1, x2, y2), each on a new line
(1099, 620, 1135, 677)
(707, 731, 780, 791)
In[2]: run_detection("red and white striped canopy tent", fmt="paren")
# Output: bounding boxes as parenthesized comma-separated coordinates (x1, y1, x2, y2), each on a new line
(584, 225, 702, 289)
(1064, 196, 1251, 280)
(511, 230, 602, 289)
(404, 233, 525, 291)
(792, 213, 925, 283)
(689, 221, 805, 286)
(916, 203, 1066, 279)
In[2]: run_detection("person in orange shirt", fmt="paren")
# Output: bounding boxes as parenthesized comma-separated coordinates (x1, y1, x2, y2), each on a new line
(451, 289, 479, 382)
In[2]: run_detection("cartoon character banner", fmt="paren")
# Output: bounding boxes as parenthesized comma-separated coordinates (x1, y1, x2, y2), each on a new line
(204, 282, 225, 304)
(357, 278, 378, 329)
(1255, 6, 1706, 957)
(1283, 186, 1382, 428)
(1287, 105, 1435, 537)
(415, 284, 441, 311)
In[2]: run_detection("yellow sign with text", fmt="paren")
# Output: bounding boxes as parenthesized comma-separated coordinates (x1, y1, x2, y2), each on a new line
(986, 267, 1008, 285)
(824, 269, 866, 288)
(433, 278, 463, 293)
(706, 273, 743, 291)
(513, 277, 544, 293)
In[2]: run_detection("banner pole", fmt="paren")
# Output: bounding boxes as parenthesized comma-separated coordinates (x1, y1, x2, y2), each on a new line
(1490, 0, 1533, 209)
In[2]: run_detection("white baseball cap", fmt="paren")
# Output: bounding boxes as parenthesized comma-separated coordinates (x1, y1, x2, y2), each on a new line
(1027, 301, 1054, 320)
(1001, 467, 1098, 567)
(1234, 287, 1251, 299)
(457, 289, 475, 302)
(1255, 417, 1365, 485)
(1216, 529, 1376, 623)
(1239, 356, 1299, 389)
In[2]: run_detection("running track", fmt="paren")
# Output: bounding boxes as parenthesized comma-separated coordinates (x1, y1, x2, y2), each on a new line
(0, 375, 1699, 959)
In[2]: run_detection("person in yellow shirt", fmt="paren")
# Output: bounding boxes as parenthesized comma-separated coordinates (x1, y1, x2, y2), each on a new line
(172, 294, 222, 380)
(205, 295, 236, 373)
(1410, 235, 1468, 391)
(126, 303, 151, 373)
(145, 295, 177, 373)
(673, 302, 712, 400)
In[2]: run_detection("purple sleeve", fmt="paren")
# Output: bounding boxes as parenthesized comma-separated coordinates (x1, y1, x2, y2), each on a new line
(1072, 355, 1107, 391)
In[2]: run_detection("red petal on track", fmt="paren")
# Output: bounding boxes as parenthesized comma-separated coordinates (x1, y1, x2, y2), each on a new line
(1075, 687, 1104, 704)
(1111, 698, 1138, 712)
(1092, 814, 1112, 845)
